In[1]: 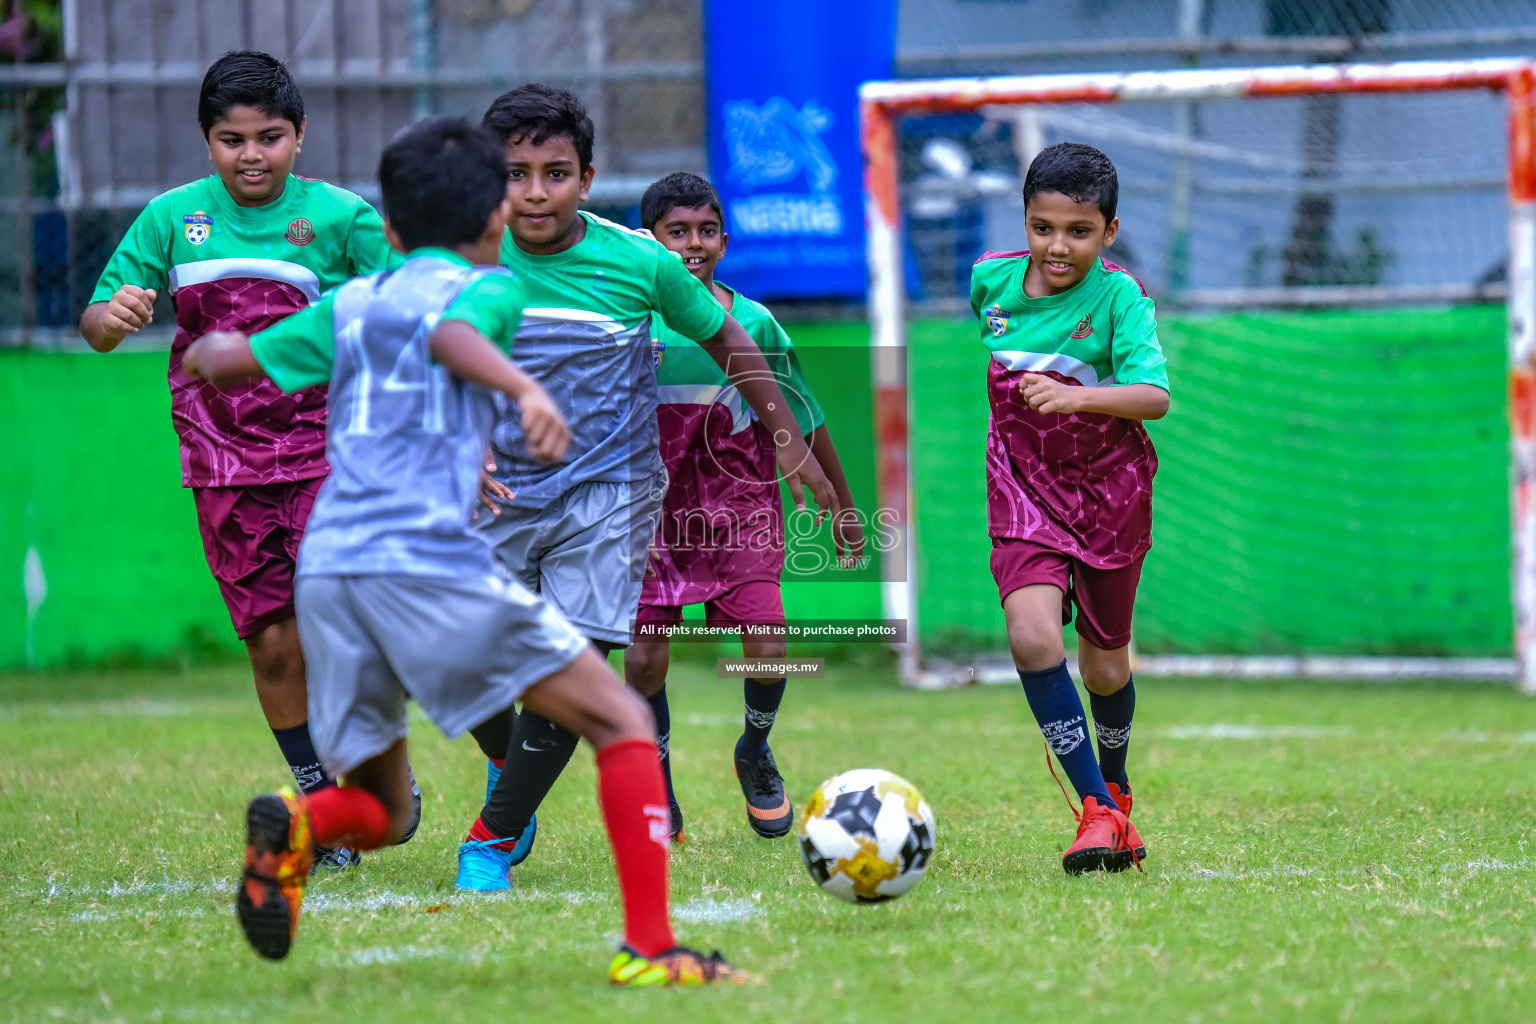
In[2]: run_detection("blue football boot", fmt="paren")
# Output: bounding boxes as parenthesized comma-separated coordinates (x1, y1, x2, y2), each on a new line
(455, 814, 538, 891)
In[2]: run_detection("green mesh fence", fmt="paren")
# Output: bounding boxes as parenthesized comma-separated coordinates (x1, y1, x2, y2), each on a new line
(909, 305, 1511, 658)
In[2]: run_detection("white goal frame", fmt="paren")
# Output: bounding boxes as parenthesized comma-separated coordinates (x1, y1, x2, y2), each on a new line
(859, 58, 1536, 692)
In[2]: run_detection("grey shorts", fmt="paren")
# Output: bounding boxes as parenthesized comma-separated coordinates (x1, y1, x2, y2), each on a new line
(295, 573, 587, 777)
(476, 474, 666, 646)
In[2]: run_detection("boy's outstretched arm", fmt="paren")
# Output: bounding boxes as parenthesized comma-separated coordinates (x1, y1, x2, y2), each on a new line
(806, 425, 865, 566)
(430, 319, 570, 463)
(183, 331, 265, 385)
(699, 315, 839, 520)
(1020, 375, 1170, 420)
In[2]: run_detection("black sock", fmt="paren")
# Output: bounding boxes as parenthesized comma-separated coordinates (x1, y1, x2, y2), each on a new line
(646, 686, 676, 805)
(271, 722, 332, 794)
(1088, 677, 1136, 790)
(480, 709, 579, 839)
(469, 705, 517, 762)
(739, 677, 785, 755)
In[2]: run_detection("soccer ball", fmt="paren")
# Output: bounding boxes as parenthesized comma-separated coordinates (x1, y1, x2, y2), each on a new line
(798, 768, 936, 904)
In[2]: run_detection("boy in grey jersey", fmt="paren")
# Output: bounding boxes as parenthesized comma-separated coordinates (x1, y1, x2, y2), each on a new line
(184, 117, 747, 986)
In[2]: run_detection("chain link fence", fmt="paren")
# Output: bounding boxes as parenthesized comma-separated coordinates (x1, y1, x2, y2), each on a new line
(0, 0, 706, 343)
(890, 0, 1536, 309)
(3, 0, 1535, 338)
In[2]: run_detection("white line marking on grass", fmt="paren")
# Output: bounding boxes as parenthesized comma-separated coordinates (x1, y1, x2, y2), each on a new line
(1158, 723, 1353, 740)
(0, 699, 201, 720)
(1171, 857, 1536, 884)
(673, 897, 762, 924)
(327, 945, 503, 967)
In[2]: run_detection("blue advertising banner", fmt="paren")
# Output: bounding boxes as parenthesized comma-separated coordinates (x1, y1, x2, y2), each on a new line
(704, 0, 897, 301)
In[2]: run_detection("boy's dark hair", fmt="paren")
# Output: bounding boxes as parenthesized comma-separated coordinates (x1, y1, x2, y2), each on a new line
(482, 83, 595, 171)
(640, 172, 724, 231)
(378, 116, 508, 251)
(1022, 142, 1118, 223)
(198, 51, 304, 135)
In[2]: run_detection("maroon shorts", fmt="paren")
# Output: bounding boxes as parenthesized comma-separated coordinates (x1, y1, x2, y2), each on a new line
(990, 537, 1143, 650)
(634, 580, 786, 637)
(192, 477, 324, 640)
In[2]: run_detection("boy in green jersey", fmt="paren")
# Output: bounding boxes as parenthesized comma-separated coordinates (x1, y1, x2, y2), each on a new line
(630, 172, 864, 841)
(455, 84, 840, 890)
(971, 142, 1169, 874)
(80, 52, 410, 863)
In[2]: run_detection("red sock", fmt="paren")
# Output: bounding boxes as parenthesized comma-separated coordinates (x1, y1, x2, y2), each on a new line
(595, 737, 675, 957)
(465, 815, 518, 851)
(490, 757, 505, 770)
(306, 785, 390, 851)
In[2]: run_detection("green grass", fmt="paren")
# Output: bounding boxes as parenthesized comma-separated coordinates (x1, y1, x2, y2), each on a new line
(3, 664, 1536, 1022)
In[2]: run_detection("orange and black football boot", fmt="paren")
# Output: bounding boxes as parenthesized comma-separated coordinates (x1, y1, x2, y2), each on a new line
(1106, 781, 1147, 864)
(236, 786, 314, 959)
(733, 746, 793, 838)
(610, 945, 752, 986)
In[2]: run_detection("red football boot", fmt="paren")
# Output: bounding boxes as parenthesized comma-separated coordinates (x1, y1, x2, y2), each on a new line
(1062, 795, 1140, 875)
(1106, 782, 1147, 865)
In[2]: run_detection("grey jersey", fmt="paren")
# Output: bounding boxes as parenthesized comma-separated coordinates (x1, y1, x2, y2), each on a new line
(298, 256, 508, 578)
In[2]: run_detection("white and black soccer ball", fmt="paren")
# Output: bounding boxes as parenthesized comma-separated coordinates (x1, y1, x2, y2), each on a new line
(798, 768, 936, 904)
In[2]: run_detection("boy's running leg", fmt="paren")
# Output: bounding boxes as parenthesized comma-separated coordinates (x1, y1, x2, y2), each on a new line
(726, 585, 793, 839)
(734, 659, 791, 837)
(237, 740, 407, 960)
(521, 648, 747, 986)
(1080, 651, 1144, 864)
(1004, 584, 1132, 874)
(468, 706, 516, 803)
(1075, 560, 1145, 863)
(625, 639, 683, 841)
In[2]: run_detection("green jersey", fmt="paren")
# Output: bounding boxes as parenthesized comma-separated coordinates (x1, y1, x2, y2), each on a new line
(90, 174, 400, 487)
(970, 252, 1168, 567)
(490, 211, 727, 507)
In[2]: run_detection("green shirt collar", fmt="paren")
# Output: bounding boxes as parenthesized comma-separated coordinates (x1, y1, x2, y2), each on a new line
(406, 246, 473, 266)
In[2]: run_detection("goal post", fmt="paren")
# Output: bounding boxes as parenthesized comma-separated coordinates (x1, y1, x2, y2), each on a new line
(859, 58, 1536, 692)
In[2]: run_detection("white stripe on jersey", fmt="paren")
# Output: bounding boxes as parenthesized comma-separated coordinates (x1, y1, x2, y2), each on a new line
(520, 307, 629, 339)
(655, 383, 753, 435)
(169, 257, 322, 301)
(991, 349, 1117, 388)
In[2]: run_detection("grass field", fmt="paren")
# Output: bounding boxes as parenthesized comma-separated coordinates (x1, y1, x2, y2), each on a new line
(4, 661, 1536, 1023)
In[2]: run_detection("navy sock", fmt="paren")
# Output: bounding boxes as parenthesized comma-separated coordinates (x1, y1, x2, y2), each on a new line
(1017, 661, 1115, 810)
(647, 686, 677, 805)
(1088, 677, 1136, 790)
(739, 677, 785, 755)
(270, 722, 333, 794)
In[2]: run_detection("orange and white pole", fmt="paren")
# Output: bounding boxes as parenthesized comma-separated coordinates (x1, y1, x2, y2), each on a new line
(1508, 62, 1536, 694)
(860, 95, 920, 683)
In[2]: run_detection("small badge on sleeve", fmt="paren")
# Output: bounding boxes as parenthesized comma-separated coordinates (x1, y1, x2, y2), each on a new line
(651, 337, 666, 368)
(182, 211, 213, 245)
(984, 305, 1011, 338)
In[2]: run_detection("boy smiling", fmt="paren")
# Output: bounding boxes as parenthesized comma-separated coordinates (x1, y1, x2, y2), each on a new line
(455, 84, 840, 890)
(81, 51, 406, 865)
(973, 142, 1169, 874)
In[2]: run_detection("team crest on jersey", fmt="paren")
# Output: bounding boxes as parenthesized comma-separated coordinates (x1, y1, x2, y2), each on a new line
(984, 305, 1011, 338)
(651, 337, 666, 368)
(1070, 313, 1094, 339)
(182, 211, 212, 245)
(285, 217, 315, 246)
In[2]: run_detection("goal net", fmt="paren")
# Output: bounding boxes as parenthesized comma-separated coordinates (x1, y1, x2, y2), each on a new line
(859, 59, 1536, 690)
